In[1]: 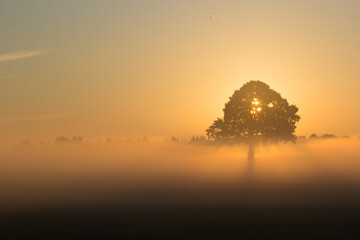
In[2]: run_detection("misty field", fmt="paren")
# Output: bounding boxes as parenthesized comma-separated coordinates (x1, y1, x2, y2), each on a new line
(1, 138, 360, 209)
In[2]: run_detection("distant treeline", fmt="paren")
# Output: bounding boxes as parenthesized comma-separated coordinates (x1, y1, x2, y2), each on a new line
(55, 136, 84, 144)
(301, 133, 351, 140)
(188, 133, 353, 145)
(15, 133, 355, 148)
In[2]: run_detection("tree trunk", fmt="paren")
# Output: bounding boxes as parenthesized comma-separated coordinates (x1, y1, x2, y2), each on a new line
(247, 141, 255, 173)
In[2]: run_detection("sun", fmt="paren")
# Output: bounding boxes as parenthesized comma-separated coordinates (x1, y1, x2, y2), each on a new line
(252, 98, 260, 105)
(251, 98, 262, 114)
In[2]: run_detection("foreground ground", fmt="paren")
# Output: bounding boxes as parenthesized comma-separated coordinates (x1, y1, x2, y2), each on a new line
(1, 140, 360, 239)
(1, 206, 360, 239)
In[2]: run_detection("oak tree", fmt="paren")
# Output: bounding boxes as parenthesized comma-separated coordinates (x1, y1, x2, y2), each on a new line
(206, 80, 300, 170)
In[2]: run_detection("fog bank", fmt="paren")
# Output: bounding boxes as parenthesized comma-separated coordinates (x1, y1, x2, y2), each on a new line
(0, 138, 359, 209)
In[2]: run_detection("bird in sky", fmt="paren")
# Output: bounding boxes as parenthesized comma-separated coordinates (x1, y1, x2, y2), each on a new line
(209, 12, 220, 30)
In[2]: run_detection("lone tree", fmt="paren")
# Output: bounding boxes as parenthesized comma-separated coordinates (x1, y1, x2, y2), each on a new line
(206, 80, 300, 170)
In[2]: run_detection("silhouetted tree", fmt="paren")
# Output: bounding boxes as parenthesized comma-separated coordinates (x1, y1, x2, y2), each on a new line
(297, 136, 306, 140)
(55, 136, 83, 144)
(55, 136, 71, 144)
(170, 136, 179, 143)
(321, 134, 337, 139)
(206, 80, 300, 171)
(309, 133, 319, 139)
(72, 136, 83, 143)
(190, 135, 207, 144)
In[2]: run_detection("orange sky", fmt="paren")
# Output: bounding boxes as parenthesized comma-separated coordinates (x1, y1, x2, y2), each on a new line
(1, 1, 360, 143)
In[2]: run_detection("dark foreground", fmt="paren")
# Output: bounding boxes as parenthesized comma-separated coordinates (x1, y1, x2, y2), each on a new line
(1, 206, 360, 239)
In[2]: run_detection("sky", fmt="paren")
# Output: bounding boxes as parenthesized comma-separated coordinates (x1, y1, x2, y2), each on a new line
(1, 0, 360, 143)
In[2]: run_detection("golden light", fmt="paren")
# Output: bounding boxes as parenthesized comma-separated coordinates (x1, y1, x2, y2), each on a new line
(252, 98, 260, 105)
(268, 103, 274, 108)
(251, 98, 262, 115)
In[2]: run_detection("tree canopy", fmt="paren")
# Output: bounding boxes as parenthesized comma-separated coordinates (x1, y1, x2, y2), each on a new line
(206, 81, 300, 143)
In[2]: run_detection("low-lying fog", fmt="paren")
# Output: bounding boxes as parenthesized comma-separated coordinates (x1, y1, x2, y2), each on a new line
(1, 138, 360, 209)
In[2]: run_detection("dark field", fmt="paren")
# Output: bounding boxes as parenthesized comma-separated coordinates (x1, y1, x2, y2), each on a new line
(1, 139, 360, 239)
(1, 206, 360, 239)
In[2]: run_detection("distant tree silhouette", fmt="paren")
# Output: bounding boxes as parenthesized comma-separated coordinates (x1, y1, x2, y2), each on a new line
(297, 136, 306, 141)
(170, 136, 180, 143)
(310, 133, 343, 140)
(321, 134, 337, 139)
(206, 80, 300, 171)
(55, 136, 83, 144)
(190, 135, 207, 144)
(72, 136, 83, 143)
(309, 133, 319, 139)
(55, 136, 71, 144)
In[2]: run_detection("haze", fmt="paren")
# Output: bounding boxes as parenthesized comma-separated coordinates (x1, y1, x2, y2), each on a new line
(0, 138, 359, 209)
(1, 1, 360, 144)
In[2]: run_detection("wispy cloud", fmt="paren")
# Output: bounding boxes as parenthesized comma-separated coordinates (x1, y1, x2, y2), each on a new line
(0, 113, 67, 122)
(0, 50, 49, 62)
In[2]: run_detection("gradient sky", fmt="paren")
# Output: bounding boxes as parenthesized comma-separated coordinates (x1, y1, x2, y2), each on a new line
(1, 0, 360, 143)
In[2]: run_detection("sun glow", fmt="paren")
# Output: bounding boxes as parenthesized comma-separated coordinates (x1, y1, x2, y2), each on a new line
(251, 98, 262, 115)
(252, 98, 260, 105)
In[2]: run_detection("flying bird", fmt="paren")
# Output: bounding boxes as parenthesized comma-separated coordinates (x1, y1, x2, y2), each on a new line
(208, 12, 220, 30)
